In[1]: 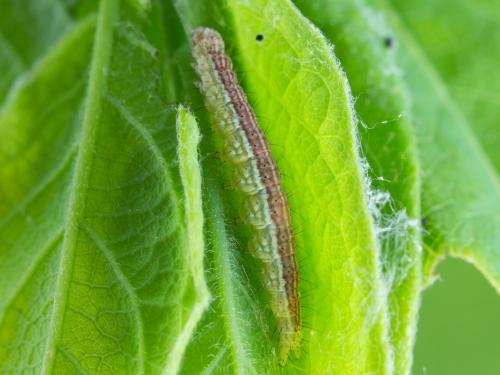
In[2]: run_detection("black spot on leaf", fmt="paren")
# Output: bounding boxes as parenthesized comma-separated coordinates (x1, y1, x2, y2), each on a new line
(384, 36, 394, 48)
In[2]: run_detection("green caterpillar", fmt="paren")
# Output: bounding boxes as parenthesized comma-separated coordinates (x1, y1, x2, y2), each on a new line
(191, 27, 301, 366)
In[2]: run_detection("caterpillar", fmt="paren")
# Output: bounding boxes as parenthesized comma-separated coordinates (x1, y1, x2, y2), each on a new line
(191, 27, 301, 365)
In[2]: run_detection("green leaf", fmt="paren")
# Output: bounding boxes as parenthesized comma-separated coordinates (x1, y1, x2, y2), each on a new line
(172, 0, 393, 373)
(0, 0, 72, 104)
(2, 0, 497, 373)
(0, 15, 95, 372)
(293, 1, 422, 374)
(369, 0, 500, 290)
(167, 106, 210, 374)
(388, 0, 500, 173)
(0, 1, 202, 373)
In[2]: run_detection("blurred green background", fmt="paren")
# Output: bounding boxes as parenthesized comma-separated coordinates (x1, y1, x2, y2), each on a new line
(413, 258, 500, 374)
(392, 0, 500, 372)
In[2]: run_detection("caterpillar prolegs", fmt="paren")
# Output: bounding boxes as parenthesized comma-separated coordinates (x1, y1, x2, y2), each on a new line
(191, 28, 301, 365)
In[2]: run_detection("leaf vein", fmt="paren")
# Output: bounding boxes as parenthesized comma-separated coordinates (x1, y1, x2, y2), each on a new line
(79, 223, 145, 373)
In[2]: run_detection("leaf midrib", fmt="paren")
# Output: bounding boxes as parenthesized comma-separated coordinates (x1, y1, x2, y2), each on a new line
(41, 0, 120, 374)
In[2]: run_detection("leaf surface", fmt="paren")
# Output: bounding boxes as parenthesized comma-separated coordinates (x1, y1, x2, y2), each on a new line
(293, 1, 422, 373)
(2, 0, 497, 373)
(0, 1, 204, 373)
(0, 0, 72, 104)
(389, 0, 500, 172)
(369, 0, 500, 291)
(172, 0, 393, 373)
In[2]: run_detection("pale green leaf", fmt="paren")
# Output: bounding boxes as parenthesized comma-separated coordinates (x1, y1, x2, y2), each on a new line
(172, 0, 393, 373)
(2, 0, 497, 373)
(293, 1, 422, 374)
(167, 106, 209, 375)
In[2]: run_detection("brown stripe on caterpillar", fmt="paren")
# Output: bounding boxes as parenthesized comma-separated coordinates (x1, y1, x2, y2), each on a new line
(191, 27, 301, 365)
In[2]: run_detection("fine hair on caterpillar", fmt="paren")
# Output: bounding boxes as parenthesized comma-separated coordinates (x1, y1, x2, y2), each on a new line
(191, 27, 301, 366)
